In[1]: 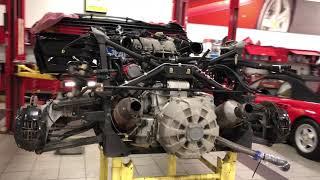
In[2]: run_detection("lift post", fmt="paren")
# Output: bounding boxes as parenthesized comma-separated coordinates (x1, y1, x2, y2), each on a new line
(99, 151, 237, 180)
(172, 0, 188, 28)
(4, 0, 26, 130)
(227, 0, 240, 41)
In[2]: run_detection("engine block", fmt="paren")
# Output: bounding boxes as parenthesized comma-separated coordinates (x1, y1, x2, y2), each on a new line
(13, 14, 291, 171)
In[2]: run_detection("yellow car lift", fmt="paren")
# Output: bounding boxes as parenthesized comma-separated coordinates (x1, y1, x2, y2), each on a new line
(100, 151, 237, 180)
(15, 64, 56, 80)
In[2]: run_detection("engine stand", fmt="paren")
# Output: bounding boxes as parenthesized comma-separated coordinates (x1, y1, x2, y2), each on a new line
(99, 151, 237, 180)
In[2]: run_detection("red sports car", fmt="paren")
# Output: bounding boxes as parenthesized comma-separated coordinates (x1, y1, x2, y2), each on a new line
(250, 74, 320, 160)
(188, 0, 320, 35)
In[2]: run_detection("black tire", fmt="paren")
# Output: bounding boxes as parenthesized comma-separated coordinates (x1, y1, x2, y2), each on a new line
(257, 0, 294, 32)
(291, 118, 320, 161)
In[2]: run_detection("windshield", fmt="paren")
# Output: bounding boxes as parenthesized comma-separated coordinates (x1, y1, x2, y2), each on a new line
(305, 81, 320, 94)
(250, 79, 290, 97)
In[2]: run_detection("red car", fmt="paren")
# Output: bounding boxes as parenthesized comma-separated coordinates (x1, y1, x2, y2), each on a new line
(188, 0, 320, 35)
(250, 74, 320, 160)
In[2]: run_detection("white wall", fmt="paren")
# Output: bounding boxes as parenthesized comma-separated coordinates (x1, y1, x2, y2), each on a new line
(0, 5, 5, 26)
(26, 0, 173, 28)
(26, 0, 84, 28)
(187, 23, 320, 51)
(105, 0, 173, 23)
(26, 0, 319, 51)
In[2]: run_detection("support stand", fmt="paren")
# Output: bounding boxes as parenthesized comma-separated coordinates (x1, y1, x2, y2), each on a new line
(100, 150, 237, 180)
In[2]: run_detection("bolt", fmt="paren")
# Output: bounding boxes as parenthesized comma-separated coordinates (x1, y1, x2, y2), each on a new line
(122, 157, 131, 165)
(169, 67, 174, 73)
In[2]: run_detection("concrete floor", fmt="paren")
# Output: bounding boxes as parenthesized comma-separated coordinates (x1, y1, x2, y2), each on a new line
(0, 134, 320, 180)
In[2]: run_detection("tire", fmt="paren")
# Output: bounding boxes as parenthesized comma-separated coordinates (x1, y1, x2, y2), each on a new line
(292, 118, 320, 161)
(257, 0, 293, 32)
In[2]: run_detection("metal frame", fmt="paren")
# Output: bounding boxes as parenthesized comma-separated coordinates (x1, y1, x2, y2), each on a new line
(173, 0, 240, 40)
(172, 0, 188, 28)
(99, 151, 237, 180)
(227, 0, 239, 41)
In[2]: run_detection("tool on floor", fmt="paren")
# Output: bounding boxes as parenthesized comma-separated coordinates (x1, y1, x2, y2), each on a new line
(216, 136, 290, 171)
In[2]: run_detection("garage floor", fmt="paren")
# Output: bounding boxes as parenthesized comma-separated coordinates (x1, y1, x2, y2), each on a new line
(0, 134, 320, 180)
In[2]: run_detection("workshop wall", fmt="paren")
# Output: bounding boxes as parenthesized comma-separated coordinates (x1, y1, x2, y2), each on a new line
(26, 0, 319, 52)
(187, 23, 320, 52)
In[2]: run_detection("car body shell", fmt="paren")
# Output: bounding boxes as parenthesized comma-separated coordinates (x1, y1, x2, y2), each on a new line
(255, 94, 320, 125)
(188, 0, 265, 28)
(188, 0, 320, 35)
(252, 74, 320, 125)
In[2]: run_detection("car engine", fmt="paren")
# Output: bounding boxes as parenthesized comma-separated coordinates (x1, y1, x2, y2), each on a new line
(14, 14, 291, 170)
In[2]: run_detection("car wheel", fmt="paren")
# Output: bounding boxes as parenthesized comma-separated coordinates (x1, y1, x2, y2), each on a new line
(257, 0, 293, 32)
(292, 118, 320, 160)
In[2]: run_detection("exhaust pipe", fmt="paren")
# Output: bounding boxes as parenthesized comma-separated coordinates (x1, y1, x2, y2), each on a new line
(113, 97, 142, 131)
(190, 42, 203, 54)
(215, 100, 253, 128)
(121, 36, 133, 49)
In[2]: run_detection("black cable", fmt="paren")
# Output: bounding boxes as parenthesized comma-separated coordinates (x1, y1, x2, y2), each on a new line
(45, 101, 56, 124)
(200, 49, 210, 61)
(252, 155, 264, 178)
(61, 33, 90, 53)
(208, 64, 256, 93)
(204, 49, 237, 68)
(192, 70, 227, 90)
